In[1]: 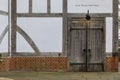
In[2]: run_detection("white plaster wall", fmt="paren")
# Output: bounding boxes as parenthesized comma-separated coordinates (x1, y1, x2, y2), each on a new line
(0, 0, 8, 12)
(17, 0, 62, 13)
(17, 0, 29, 13)
(0, 16, 8, 52)
(17, 18, 62, 52)
(106, 17, 113, 53)
(32, 0, 47, 13)
(51, 0, 62, 13)
(68, 0, 113, 13)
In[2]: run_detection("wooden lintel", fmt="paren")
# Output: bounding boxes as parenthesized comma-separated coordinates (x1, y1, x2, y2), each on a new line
(17, 13, 62, 17)
(67, 13, 113, 17)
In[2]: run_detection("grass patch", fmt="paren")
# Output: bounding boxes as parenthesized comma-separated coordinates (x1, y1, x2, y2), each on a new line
(0, 72, 119, 80)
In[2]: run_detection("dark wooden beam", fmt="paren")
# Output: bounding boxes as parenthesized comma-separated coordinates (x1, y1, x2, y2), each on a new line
(63, 0, 67, 56)
(47, 0, 51, 14)
(29, 0, 32, 13)
(113, 0, 119, 53)
(11, 0, 17, 53)
(17, 13, 62, 17)
(67, 13, 113, 17)
(17, 13, 113, 18)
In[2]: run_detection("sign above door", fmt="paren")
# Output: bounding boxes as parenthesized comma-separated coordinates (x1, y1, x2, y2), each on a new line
(68, 0, 113, 13)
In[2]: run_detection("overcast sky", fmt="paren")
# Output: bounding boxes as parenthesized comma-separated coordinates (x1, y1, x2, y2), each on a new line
(0, 0, 114, 52)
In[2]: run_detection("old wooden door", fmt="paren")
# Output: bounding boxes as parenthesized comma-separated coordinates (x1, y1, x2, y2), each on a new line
(69, 18, 104, 72)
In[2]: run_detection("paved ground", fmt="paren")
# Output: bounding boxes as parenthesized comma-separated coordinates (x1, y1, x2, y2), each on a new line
(0, 72, 120, 80)
(0, 78, 13, 80)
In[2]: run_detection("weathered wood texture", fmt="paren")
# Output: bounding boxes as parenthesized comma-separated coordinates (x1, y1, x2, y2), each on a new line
(11, 0, 17, 53)
(63, 0, 67, 56)
(17, 13, 62, 17)
(113, 0, 118, 53)
(47, 0, 51, 14)
(29, 0, 32, 13)
(68, 18, 105, 72)
(68, 13, 113, 17)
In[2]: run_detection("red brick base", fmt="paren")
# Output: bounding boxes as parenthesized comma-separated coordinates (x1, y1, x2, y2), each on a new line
(0, 57, 68, 71)
(0, 56, 118, 72)
(106, 57, 118, 72)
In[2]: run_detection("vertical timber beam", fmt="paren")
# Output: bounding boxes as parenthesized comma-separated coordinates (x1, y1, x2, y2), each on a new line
(113, 0, 118, 55)
(29, 0, 32, 13)
(47, 0, 51, 14)
(11, 0, 17, 54)
(63, 0, 67, 56)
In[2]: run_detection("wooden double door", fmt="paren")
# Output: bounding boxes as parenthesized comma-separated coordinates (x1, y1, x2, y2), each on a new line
(68, 18, 105, 72)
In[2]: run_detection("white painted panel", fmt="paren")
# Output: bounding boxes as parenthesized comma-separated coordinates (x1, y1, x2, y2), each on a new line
(0, 32, 8, 52)
(17, 18, 62, 52)
(0, 16, 8, 52)
(17, 0, 29, 13)
(33, 0, 47, 13)
(51, 0, 62, 13)
(0, 16, 8, 35)
(68, 0, 113, 13)
(0, 0, 8, 12)
(17, 32, 34, 52)
(106, 17, 113, 53)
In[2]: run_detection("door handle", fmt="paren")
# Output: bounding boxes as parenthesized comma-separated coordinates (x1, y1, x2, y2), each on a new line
(83, 49, 86, 52)
(88, 49, 91, 52)
(83, 49, 91, 52)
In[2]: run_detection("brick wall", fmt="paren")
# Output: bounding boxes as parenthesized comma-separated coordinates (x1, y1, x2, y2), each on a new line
(106, 57, 118, 72)
(9, 57, 68, 71)
(0, 56, 119, 72)
(0, 58, 9, 71)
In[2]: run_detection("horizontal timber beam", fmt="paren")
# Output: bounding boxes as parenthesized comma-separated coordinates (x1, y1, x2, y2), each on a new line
(17, 13, 63, 17)
(17, 13, 113, 17)
(67, 13, 113, 17)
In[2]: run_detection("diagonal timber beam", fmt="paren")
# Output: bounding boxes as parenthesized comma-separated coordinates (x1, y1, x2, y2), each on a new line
(0, 26, 8, 45)
(0, 25, 40, 54)
(0, 10, 8, 16)
(17, 26, 40, 54)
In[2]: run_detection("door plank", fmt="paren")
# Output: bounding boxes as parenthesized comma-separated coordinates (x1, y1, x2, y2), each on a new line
(69, 18, 104, 72)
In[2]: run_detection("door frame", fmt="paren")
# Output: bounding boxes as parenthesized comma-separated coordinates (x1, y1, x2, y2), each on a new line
(67, 17, 106, 72)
